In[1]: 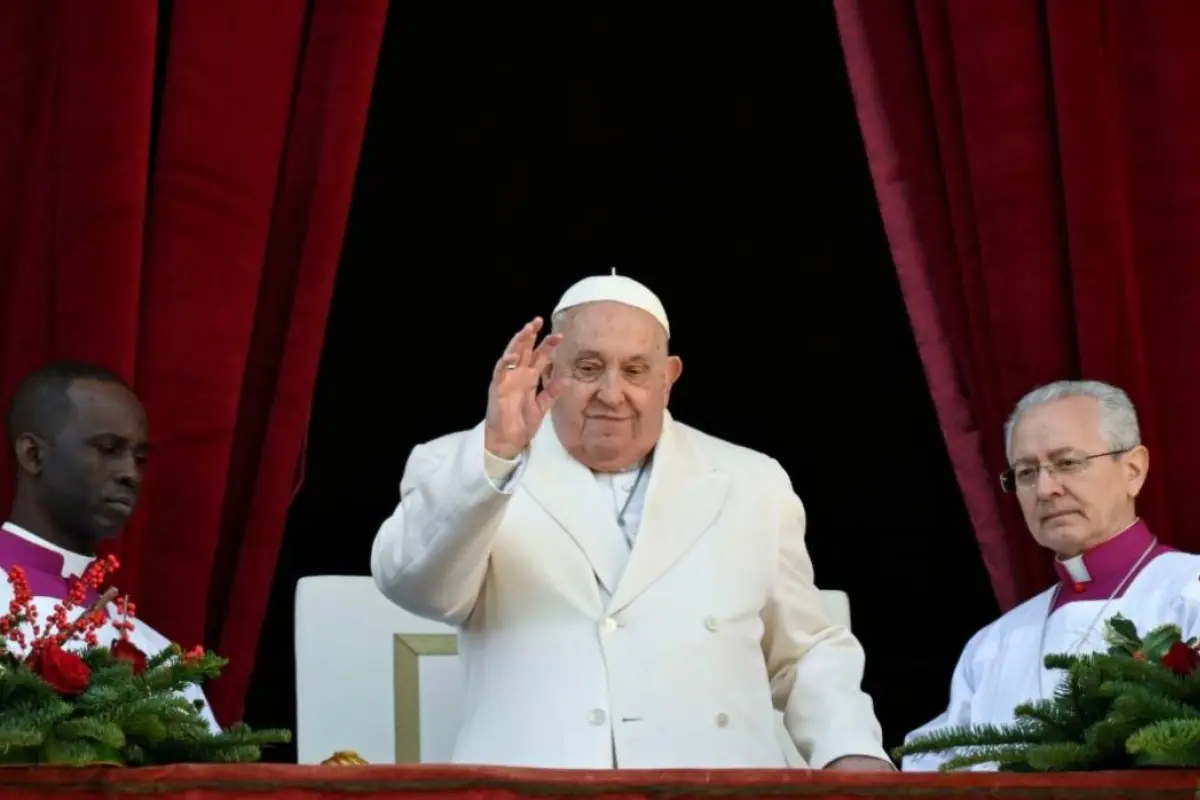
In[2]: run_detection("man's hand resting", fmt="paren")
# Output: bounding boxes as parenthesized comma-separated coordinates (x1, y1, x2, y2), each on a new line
(824, 755, 895, 772)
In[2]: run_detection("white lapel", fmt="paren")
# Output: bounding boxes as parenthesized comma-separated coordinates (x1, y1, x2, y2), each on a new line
(608, 414, 730, 613)
(522, 419, 630, 596)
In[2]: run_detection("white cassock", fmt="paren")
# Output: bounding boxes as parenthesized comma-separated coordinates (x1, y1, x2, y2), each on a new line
(371, 411, 888, 769)
(0, 522, 220, 733)
(903, 522, 1200, 772)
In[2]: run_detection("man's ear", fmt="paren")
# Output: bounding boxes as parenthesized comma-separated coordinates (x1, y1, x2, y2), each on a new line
(1125, 444, 1149, 498)
(664, 355, 683, 403)
(14, 434, 46, 477)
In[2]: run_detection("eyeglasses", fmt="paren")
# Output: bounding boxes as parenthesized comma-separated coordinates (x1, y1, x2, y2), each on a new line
(999, 449, 1129, 493)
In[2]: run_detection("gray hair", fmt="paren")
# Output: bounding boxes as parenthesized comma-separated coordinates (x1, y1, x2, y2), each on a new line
(550, 308, 573, 334)
(549, 304, 669, 349)
(1004, 380, 1141, 463)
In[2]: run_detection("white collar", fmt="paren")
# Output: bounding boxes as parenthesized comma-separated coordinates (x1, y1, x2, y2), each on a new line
(1057, 553, 1091, 582)
(1, 522, 94, 579)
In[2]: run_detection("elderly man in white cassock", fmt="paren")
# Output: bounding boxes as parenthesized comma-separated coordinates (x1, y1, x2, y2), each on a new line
(371, 273, 891, 770)
(903, 379, 1200, 771)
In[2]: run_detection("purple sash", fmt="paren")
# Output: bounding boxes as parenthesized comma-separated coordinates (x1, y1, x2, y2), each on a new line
(0, 528, 100, 605)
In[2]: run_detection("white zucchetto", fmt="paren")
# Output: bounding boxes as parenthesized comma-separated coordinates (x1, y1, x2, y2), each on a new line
(552, 269, 670, 338)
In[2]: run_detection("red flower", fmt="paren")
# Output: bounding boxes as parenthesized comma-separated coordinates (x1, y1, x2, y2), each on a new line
(181, 645, 205, 665)
(1161, 641, 1200, 676)
(110, 639, 147, 676)
(26, 643, 91, 695)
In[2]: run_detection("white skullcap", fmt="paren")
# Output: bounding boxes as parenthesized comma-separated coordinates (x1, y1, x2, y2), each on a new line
(552, 269, 670, 338)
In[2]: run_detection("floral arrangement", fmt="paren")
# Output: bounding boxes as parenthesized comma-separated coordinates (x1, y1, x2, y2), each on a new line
(0, 554, 290, 765)
(894, 614, 1200, 771)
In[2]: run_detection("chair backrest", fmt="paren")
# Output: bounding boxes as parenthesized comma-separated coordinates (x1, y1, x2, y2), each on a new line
(294, 575, 852, 765)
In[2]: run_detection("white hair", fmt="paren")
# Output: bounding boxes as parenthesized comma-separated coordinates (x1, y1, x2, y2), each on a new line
(550, 308, 572, 334)
(549, 304, 668, 347)
(1004, 380, 1141, 463)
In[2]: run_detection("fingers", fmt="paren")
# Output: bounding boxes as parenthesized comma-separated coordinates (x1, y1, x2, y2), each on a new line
(534, 377, 568, 415)
(518, 377, 565, 422)
(492, 353, 521, 381)
(530, 332, 563, 373)
(495, 319, 557, 381)
(502, 317, 543, 362)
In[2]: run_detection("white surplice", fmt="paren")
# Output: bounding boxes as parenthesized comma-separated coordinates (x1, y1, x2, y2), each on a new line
(902, 551, 1200, 771)
(0, 523, 220, 733)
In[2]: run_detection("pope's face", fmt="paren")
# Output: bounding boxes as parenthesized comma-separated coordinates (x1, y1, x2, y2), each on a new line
(546, 302, 681, 472)
(1008, 395, 1147, 557)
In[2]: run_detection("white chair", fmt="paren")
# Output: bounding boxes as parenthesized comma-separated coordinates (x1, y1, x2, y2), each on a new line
(294, 575, 853, 765)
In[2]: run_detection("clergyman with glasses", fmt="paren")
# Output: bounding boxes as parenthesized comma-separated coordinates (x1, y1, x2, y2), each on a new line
(901, 379, 1200, 771)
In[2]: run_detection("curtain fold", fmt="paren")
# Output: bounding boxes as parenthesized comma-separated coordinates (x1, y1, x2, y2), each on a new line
(0, 0, 387, 723)
(835, 0, 1200, 608)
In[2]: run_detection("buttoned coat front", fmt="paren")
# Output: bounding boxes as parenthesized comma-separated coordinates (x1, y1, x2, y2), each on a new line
(371, 413, 887, 769)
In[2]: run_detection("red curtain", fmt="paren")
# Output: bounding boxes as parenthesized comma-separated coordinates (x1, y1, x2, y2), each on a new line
(0, 0, 387, 723)
(834, 0, 1200, 610)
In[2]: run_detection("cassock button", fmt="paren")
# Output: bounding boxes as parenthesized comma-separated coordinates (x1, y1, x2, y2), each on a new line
(715, 713, 729, 728)
(1072, 582, 1087, 594)
(602, 617, 618, 633)
(703, 616, 719, 632)
(588, 709, 607, 725)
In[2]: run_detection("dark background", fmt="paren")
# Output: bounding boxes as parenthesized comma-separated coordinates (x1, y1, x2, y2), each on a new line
(243, 2, 1001, 762)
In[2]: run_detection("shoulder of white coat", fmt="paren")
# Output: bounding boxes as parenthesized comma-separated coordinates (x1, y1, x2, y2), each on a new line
(405, 425, 479, 467)
(669, 419, 781, 477)
(417, 426, 477, 454)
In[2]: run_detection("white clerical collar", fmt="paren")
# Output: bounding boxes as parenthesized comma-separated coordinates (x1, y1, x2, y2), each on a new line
(1058, 553, 1091, 582)
(592, 455, 650, 478)
(1054, 518, 1143, 583)
(1, 522, 94, 579)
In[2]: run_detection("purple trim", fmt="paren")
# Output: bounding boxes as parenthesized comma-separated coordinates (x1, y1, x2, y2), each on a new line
(0, 528, 99, 604)
(1050, 520, 1171, 611)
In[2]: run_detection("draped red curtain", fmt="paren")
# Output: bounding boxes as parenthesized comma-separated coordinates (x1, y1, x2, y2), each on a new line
(0, 0, 386, 723)
(834, 0, 1200, 611)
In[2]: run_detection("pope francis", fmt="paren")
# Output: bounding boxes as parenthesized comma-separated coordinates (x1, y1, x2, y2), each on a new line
(370, 273, 890, 770)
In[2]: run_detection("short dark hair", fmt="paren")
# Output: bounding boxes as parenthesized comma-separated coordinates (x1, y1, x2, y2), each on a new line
(6, 361, 130, 448)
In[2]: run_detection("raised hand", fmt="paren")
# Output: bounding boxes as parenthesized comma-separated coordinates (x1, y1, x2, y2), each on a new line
(484, 317, 564, 460)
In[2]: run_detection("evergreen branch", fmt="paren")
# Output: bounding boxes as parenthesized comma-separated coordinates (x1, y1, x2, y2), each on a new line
(1023, 741, 1106, 771)
(1043, 652, 1086, 672)
(1105, 682, 1200, 721)
(900, 615, 1200, 771)
(1090, 654, 1190, 698)
(937, 745, 1029, 771)
(0, 557, 293, 765)
(892, 721, 1037, 761)
(0, 644, 289, 765)
(1126, 719, 1200, 767)
(1012, 699, 1081, 740)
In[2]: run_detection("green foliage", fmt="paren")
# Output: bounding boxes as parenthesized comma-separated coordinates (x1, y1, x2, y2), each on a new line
(0, 645, 290, 765)
(893, 614, 1200, 771)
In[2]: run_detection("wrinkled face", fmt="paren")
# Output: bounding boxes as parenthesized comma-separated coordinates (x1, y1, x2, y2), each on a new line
(546, 302, 681, 472)
(22, 379, 149, 544)
(1008, 396, 1147, 557)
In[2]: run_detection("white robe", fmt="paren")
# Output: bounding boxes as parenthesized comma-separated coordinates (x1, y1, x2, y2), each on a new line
(371, 413, 888, 769)
(903, 551, 1200, 771)
(0, 523, 220, 733)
